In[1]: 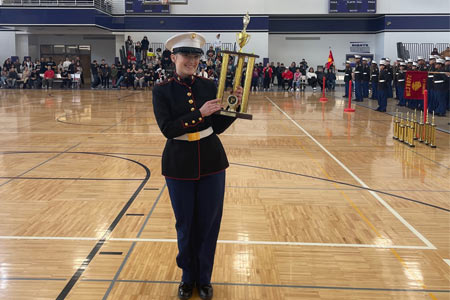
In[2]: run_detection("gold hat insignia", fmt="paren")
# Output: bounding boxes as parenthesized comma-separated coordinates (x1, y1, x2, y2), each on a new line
(191, 33, 196, 39)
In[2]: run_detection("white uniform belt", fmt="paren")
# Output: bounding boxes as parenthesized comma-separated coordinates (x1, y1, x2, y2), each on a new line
(174, 127, 213, 142)
(428, 75, 433, 78)
(371, 74, 377, 77)
(379, 80, 385, 82)
(363, 72, 368, 74)
(398, 79, 405, 82)
(345, 74, 350, 76)
(354, 71, 361, 73)
(434, 80, 444, 83)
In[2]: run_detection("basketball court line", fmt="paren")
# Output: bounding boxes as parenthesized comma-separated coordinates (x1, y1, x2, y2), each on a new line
(0, 236, 432, 250)
(265, 96, 436, 250)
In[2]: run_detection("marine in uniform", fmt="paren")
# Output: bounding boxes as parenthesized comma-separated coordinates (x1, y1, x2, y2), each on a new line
(376, 60, 388, 112)
(427, 55, 436, 111)
(384, 58, 394, 98)
(353, 55, 364, 101)
(152, 32, 243, 300)
(338, 61, 352, 97)
(396, 62, 406, 106)
(370, 61, 379, 99)
(432, 58, 448, 116)
(362, 57, 370, 98)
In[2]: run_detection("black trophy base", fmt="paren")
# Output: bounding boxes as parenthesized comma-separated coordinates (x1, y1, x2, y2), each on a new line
(215, 109, 253, 120)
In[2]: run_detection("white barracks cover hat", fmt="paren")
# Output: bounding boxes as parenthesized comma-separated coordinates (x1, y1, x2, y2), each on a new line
(165, 32, 206, 54)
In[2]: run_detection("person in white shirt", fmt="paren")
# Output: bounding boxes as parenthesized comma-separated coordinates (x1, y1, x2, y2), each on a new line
(198, 67, 208, 78)
(214, 33, 222, 56)
(306, 67, 318, 91)
(63, 57, 71, 71)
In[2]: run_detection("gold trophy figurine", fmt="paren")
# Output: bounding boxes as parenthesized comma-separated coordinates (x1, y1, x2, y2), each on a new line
(393, 110, 399, 140)
(215, 12, 259, 120)
(237, 12, 251, 52)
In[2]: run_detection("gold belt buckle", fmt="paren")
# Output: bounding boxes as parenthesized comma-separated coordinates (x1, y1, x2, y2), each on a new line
(187, 132, 200, 142)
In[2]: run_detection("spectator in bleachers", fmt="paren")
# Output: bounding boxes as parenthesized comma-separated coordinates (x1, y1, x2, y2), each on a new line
(300, 59, 308, 72)
(306, 67, 318, 91)
(155, 48, 162, 60)
(60, 68, 71, 89)
(147, 48, 156, 62)
(123, 68, 134, 89)
(43, 65, 55, 89)
(134, 68, 145, 89)
(206, 46, 215, 60)
(23, 57, 33, 70)
(3, 58, 12, 72)
(22, 66, 31, 88)
(0, 68, 7, 88)
(57, 60, 64, 73)
(47, 57, 56, 72)
(431, 48, 439, 56)
(7, 67, 19, 88)
(101, 63, 111, 89)
(250, 66, 259, 91)
(281, 67, 293, 91)
(162, 47, 172, 69)
(141, 36, 149, 61)
(29, 69, 41, 89)
(293, 68, 302, 91)
(74, 62, 83, 88)
(111, 64, 118, 87)
(114, 65, 126, 89)
(91, 60, 100, 89)
(40, 58, 47, 74)
(144, 67, 154, 87)
(288, 62, 296, 74)
(214, 33, 222, 56)
(198, 67, 208, 78)
(126, 36, 134, 55)
(262, 62, 273, 91)
(326, 68, 336, 91)
(135, 41, 142, 63)
(63, 57, 71, 71)
(34, 59, 41, 73)
(441, 47, 450, 58)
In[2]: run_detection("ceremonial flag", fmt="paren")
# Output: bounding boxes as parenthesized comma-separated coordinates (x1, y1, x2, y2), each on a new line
(326, 50, 334, 69)
(404, 71, 428, 99)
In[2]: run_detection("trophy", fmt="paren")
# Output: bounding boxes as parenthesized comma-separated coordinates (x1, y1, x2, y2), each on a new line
(215, 12, 259, 120)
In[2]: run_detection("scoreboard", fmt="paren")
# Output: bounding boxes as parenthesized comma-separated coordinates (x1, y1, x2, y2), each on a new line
(125, 0, 169, 14)
(329, 0, 376, 13)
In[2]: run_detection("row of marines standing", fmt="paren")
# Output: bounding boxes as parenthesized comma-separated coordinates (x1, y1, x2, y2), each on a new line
(339, 55, 450, 116)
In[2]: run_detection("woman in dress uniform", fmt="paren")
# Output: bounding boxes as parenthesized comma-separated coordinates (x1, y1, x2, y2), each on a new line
(152, 32, 242, 300)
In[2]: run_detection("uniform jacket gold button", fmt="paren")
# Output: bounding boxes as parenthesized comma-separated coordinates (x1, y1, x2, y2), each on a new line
(187, 92, 192, 96)
(188, 99, 194, 104)
(184, 122, 188, 126)
(191, 108, 195, 111)
(199, 117, 203, 121)
(192, 120, 196, 124)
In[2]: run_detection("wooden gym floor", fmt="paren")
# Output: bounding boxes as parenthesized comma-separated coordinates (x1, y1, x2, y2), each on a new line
(0, 87, 449, 300)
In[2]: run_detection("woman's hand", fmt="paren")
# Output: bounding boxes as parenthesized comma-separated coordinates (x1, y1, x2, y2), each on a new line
(200, 99, 222, 117)
(232, 86, 243, 105)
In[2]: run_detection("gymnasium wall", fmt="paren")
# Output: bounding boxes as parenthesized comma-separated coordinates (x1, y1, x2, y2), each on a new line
(268, 34, 377, 70)
(0, 31, 16, 59)
(26, 35, 116, 63)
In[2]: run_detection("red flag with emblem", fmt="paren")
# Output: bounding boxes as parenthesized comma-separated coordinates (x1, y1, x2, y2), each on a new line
(326, 50, 334, 69)
(404, 71, 428, 99)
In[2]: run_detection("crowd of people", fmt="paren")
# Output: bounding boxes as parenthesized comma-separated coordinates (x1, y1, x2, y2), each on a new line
(1, 56, 83, 89)
(1, 40, 449, 117)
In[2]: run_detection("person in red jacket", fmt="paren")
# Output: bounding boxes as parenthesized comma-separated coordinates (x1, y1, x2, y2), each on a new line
(262, 63, 273, 91)
(43, 65, 55, 89)
(281, 68, 293, 91)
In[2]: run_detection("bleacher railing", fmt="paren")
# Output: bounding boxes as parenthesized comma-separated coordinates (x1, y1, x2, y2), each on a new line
(402, 42, 450, 60)
(0, 0, 112, 13)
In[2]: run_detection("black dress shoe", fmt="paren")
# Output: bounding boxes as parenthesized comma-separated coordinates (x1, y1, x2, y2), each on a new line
(198, 284, 213, 300)
(178, 282, 194, 299)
